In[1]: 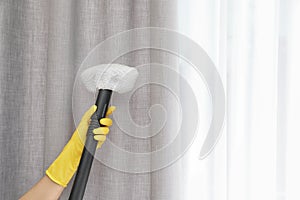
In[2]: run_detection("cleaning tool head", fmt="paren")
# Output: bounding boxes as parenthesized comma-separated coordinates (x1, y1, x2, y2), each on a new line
(81, 64, 139, 93)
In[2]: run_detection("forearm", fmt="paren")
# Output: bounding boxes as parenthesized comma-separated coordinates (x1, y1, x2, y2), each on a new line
(19, 175, 64, 200)
(19, 106, 113, 200)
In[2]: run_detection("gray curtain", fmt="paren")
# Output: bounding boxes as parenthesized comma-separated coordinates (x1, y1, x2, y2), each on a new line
(0, 0, 180, 199)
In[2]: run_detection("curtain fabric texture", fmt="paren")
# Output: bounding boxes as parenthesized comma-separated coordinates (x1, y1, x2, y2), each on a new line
(1, 0, 300, 200)
(0, 0, 179, 199)
(179, 0, 300, 200)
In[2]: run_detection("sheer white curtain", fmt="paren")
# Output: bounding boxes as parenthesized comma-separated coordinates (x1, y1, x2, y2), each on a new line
(178, 0, 300, 199)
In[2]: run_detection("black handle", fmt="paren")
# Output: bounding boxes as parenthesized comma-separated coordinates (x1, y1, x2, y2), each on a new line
(69, 89, 112, 200)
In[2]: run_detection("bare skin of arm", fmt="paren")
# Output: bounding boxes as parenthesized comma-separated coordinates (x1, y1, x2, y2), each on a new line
(19, 176, 64, 200)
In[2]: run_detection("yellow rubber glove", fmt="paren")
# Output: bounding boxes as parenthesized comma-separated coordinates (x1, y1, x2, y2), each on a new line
(46, 105, 115, 187)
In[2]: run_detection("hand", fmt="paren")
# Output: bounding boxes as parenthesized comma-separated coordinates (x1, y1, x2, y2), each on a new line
(46, 105, 115, 187)
(76, 105, 115, 148)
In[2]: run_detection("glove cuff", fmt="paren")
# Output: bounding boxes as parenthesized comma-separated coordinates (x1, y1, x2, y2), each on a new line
(45, 130, 84, 187)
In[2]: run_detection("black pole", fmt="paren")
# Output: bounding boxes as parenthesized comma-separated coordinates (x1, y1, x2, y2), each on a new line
(69, 89, 112, 200)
